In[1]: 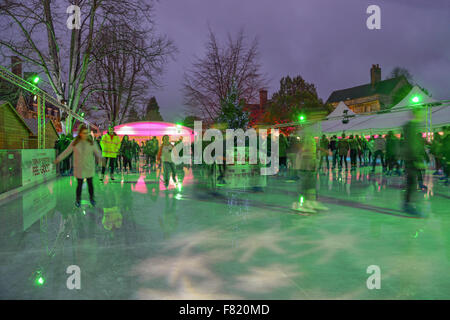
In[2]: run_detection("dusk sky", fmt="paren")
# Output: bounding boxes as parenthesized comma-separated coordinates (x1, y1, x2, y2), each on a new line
(151, 0, 450, 123)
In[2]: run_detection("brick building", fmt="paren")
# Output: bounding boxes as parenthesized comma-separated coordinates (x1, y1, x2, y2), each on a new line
(326, 65, 413, 113)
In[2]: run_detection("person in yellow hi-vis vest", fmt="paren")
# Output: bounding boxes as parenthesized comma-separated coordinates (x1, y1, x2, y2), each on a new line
(100, 126, 121, 181)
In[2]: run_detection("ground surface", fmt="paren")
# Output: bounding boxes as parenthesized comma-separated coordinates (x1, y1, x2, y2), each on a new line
(0, 164, 449, 299)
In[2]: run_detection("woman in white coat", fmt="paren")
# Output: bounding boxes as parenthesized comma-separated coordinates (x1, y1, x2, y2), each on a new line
(54, 124, 102, 207)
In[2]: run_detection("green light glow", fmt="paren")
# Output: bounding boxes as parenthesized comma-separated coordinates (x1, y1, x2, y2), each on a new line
(299, 115, 305, 121)
(36, 276, 45, 285)
(412, 96, 420, 103)
(32, 76, 40, 84)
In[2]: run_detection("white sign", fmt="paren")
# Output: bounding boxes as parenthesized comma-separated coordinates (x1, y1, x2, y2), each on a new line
(21, 149, 56, 187)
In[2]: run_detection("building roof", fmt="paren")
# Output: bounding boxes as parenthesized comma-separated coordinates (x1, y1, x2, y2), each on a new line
(326, 76, 408, 104)
(0, 100, 34, 134)
(23, 118, 58, 136)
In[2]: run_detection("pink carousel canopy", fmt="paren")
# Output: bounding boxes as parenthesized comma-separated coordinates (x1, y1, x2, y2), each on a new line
(102, 121, 196, 140)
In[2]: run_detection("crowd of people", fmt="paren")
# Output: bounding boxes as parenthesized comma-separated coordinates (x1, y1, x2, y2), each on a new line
(53, 115, 450, 216)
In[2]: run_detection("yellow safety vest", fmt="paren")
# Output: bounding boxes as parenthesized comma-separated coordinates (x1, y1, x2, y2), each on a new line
(101, 134, 121, 158)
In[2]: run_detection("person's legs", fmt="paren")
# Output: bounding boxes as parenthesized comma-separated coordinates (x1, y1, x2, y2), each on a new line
(405, 162, 418, 208)
(101, 158, 108, 175)
(86, 177, 94, 200)
(169, 162, 177, 183)
(163, 162, 170, 187)
(76, 178, 84, 202)
(110, 158, 116, 174)
(350, 149, 356, 168)
(332, 150, 337, 168)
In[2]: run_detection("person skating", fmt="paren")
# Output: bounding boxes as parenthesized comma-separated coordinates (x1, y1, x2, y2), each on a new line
(318, 134, 330, 172)
(371, 135, 386, 173)
(348, 134, 359, 171)
(337, 133, 349, 171)
(157, 135, 178, 189)
(54, 124, 102, 208)
(402, 107, 427, 216)
(120, 135, 133, 173)
(385, 131, 400, 175)
(100, 126, 121, 181)
(292, 127, 328, 213)
(329, 135, 338, 169)
(150, 136, 159, 172)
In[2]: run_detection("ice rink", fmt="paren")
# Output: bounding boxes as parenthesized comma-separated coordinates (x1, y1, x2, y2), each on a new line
(1, 165, 450, 299)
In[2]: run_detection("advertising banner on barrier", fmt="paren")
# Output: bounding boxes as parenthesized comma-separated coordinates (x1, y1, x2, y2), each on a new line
(21, 149, 56, 187)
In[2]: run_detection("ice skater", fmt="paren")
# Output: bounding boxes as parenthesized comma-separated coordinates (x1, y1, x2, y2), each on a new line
(157, 135, 178, 189)
(100, 126, 121, 180)
(54, 124, 103, 207)
(292, 126, 328, 213)
(402, 107, 427, 216)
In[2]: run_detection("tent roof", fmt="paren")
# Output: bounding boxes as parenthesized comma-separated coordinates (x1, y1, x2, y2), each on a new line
(326, 101, 355, 119)
(392, 86, 436, 110)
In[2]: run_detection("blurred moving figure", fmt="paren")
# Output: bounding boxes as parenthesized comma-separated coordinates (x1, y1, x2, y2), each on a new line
(292, 126, 328, 213)
(157, 135, 178, 189)
(318, 134, 330, 172)
(402, 107, 428, 216)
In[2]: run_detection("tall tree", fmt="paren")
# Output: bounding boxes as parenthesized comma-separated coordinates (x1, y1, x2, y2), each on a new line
(386, 66, 414, 82)
(264, 75, 328, 128)
(183, 28, 267, 122)
(216, 79, 249, 130)
(85, 23, 174, 126)
(143, 96, 164, 121)
(0, 0, 172, 133)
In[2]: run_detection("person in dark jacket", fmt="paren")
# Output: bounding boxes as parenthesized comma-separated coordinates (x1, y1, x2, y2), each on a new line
(348, 135, 359, 170)
(120, 135, 133, 173)
(337, 133, 349, 170)
(385, 131, 400, 175)
(318, 135, 330, 171)
(329, 135, 338, 169)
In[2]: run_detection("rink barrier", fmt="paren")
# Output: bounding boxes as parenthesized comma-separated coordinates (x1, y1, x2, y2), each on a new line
(0, 149, 56, 202)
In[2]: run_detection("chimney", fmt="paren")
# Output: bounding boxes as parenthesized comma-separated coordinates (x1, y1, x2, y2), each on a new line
(370, 64, 381, 86)
(259, 89, 268, 108)
(11, 56, 22, 77)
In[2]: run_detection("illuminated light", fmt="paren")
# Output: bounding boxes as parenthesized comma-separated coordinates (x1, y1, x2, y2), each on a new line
(298, 115, 306, 122)
(175, 194, 182, 200)
(32, 75, 40, 84)
(299, 196, 304, 206)
(103, 122, 195, 141)
(411, 96, 420, 103)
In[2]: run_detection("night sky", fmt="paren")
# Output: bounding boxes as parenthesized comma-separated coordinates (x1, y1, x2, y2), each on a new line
(152, 0, 450, 122)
